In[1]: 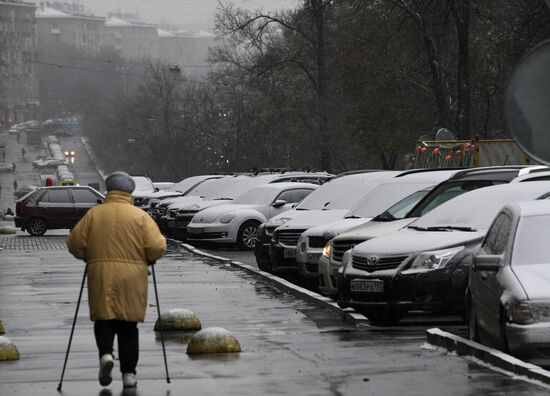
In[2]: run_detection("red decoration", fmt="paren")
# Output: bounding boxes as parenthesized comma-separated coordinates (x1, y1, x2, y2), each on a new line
(444, 155, 451, 161)
(470, 145, 476, 152)
(433, 148, 440, 155)
(421, 147, 427, 153)
(455, 150, 461, 156)
(416, 146, 422, 152)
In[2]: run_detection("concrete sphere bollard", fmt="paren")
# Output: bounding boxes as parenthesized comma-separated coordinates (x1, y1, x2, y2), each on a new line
(0, 226, 16, 235)
(186, 327, 241, 355)
(154, 309, 201, 332)
(0, 336, 20, 361)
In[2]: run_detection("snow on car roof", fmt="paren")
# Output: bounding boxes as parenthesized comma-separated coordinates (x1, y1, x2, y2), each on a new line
(411, 181, 550, 231)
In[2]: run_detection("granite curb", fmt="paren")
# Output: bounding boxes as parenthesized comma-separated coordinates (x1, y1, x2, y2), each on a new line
(426, 327, 550, 385)
(80, 137, 106, 180)
(178, 242, 369, 325)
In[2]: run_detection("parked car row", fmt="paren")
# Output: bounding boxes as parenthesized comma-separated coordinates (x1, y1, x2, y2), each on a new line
(137, 170, 333, 249)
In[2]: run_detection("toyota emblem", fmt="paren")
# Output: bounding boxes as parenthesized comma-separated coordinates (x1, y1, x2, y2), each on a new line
(367, 256, 378, 265)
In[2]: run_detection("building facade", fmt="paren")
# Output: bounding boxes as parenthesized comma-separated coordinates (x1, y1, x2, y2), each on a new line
(0, 0, 39, 125)
(104, 14, 158, 61)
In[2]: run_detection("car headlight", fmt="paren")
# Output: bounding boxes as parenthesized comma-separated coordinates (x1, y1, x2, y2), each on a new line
(267, 217, 291, 228)
(298, 235, 307, 253)
(409, 246, 464, 270)
(219, 213, 235, 224)
(322, 241, 332, 258)
(507, 300, 550, 325)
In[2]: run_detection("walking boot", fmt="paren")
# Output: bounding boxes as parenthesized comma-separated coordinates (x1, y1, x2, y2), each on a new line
(122, 373, 137, 388)
(98, 354, 114, 386)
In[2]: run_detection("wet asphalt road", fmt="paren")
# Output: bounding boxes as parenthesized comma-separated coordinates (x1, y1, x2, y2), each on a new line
(1, 240, 549, 396)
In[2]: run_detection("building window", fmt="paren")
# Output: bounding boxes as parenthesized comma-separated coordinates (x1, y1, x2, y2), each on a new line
(51, 23, 60, 35)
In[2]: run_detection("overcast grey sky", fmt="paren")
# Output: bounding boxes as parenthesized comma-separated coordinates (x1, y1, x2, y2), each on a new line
(32, 0, 301, 31)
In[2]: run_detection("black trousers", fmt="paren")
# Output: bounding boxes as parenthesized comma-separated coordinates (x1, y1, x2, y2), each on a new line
(94, 320, 138, 374)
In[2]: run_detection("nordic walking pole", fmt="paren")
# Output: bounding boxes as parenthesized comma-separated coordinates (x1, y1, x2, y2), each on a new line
(151, 263, 170, 383)
(57, 265, 87, 392)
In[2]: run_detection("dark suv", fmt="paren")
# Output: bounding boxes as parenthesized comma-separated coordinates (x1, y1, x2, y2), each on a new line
(15, 186, 104, 236)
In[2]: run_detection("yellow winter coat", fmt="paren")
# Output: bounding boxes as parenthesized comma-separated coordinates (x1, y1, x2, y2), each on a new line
(67, 190, 166, 322)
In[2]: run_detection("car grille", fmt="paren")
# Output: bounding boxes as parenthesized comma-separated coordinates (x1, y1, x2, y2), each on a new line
(308, 236, 328, 248)
(276, 229, 306, 247)
(158, 206, 168, 216)
(175, 211, 197, 228)
(332, 240, 357, 263)
(352, 255, 408, 273)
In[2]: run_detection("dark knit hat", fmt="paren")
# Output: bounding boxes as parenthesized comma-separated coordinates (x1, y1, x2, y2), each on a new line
(105, 171, 135, 194)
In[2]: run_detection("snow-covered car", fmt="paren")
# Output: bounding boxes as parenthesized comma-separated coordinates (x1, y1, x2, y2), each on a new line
(131, 175, 157, 206)
(296, 170, 457, 289)
(140, 175, 227, 210)
(32, 158, 67, 169)
(0, 162, 15, 173)
(467, 201, 550, 366)
(318, 165, 546, 296)
(260, 170, 418, 275)
(337, 181, 550, 326)
(169, 172, 332, 240)
(187, 182, 318, 250)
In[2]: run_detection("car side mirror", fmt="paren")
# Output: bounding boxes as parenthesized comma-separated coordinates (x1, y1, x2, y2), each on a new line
(154, 188, 160, 192)
(272, 199, 287, 208)
(472, 254, 501, 272)
(97, 199, 103, 204)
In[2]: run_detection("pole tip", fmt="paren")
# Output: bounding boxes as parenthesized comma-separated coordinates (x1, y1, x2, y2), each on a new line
(167, 378, 171, 384)
(57, 384, 62, 392)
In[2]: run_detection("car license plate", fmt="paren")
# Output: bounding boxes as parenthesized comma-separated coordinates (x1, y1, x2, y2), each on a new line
(167, 220, 175, 228)
(308, 253, 321, 263)
(350, 279, 384, 293)
(189, 227, 203, 234)
(284, 248, 296, 258)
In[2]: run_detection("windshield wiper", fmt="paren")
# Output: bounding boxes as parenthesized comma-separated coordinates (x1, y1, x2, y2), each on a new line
(408, 225, 428, 231)
(425, 226, 477, 232)
(344, 215, 362, 219)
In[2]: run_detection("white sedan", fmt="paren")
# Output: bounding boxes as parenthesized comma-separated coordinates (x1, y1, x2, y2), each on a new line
(187, 182, 317, 250)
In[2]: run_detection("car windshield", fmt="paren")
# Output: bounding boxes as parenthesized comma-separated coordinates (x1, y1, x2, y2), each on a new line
(512, 215, 550, 266)
(210, 177, 263, 200)
(232, 186, 278, 205)
(346, 183, 434, 218)
(172, 176, 211, 194)
(296, 173, 393, 210)
(373, 189, 431, 222)
(407, 180, 504, 218)
(410, 188, 550, 231)
(132, 176, 154, 191)
(187, 178, 232, 198)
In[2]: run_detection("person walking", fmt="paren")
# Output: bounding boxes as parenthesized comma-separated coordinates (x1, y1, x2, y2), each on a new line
(13, 179, 17, 192)
(67, 171, 166, 389)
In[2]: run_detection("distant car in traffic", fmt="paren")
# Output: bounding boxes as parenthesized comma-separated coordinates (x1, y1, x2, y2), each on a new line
(32, 158, 67, 169)
(15, 186, 104, 236)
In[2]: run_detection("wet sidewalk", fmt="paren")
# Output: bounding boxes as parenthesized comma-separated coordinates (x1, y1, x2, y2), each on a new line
(1, 242, 548, 396)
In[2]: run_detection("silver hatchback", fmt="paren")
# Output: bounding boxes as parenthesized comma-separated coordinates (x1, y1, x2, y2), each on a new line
(467, 200, 550, 366)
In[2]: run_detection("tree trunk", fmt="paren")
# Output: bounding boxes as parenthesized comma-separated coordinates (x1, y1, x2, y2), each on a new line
(450, 0, 471, 139)
(312, 0, 331, 172)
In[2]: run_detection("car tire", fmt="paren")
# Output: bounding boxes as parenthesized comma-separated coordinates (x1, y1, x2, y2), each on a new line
(466, 292, 480, 342)
(26, 217, 47, 236)
(363, 308, 406, 326)
(237, 220, 261, 251)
